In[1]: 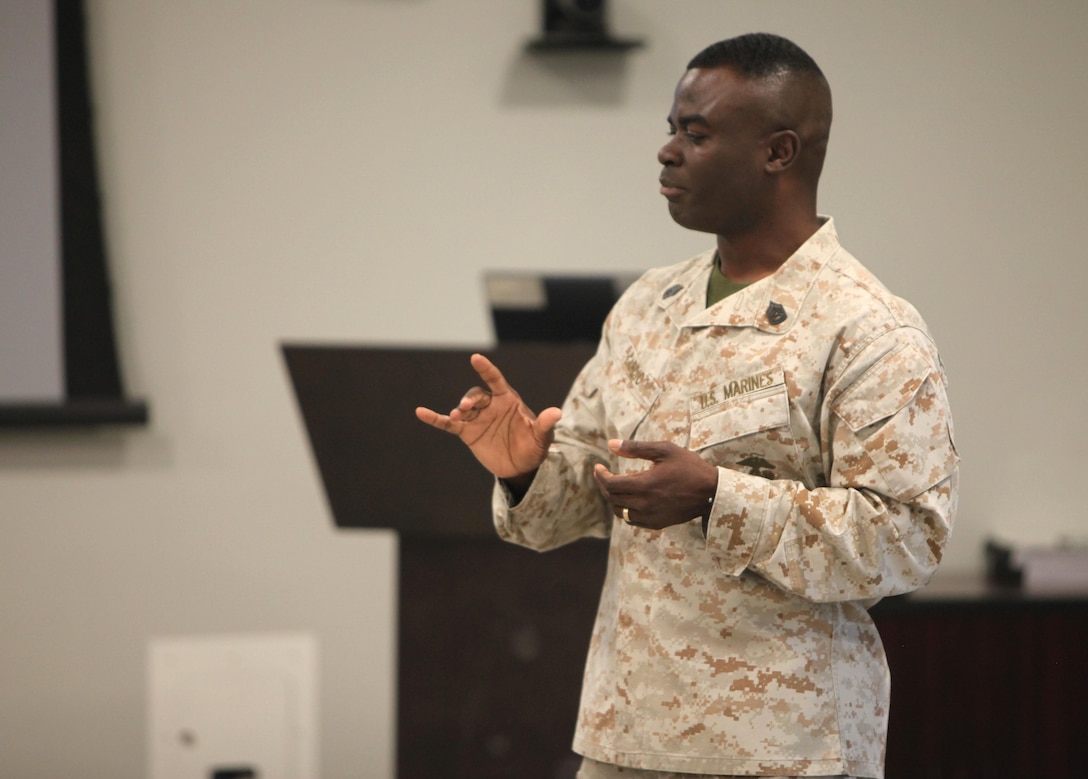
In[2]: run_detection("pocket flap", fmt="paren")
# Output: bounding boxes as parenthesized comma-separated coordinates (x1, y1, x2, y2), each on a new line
(833, 342, 935, 432)
(690, 369, 790, 449)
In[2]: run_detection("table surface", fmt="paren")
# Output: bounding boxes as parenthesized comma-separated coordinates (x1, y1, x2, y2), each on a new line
(873, 573, 1088, 613)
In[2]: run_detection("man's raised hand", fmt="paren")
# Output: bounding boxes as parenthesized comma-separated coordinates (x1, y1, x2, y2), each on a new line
(415, 353, 562, 480)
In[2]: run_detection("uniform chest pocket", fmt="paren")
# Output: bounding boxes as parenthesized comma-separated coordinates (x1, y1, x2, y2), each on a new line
(689, 368, 790, 450)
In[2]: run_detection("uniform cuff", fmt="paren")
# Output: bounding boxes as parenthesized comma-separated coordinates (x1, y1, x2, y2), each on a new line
(704, 467, 776, 576)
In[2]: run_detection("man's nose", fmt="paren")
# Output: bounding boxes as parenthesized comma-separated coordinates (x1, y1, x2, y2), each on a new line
(658, 136, 681, 166)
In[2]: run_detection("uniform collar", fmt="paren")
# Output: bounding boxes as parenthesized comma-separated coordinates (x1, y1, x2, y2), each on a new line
(655, 217, 841, 334)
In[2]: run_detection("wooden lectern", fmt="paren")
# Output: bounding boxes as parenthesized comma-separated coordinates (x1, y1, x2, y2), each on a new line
(283, 342, 608, 779)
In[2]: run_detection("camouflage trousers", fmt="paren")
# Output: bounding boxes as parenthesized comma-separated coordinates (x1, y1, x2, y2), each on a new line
(577, 756, 855, 779)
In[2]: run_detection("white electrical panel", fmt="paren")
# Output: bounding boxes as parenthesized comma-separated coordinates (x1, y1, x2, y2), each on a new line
(148, 633, 318, 779)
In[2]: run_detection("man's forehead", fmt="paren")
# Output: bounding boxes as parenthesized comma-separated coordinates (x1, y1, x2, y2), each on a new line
(671, 67, 765, 119)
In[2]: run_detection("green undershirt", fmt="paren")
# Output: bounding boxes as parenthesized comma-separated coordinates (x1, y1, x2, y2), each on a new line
(706, 261, 751, 306)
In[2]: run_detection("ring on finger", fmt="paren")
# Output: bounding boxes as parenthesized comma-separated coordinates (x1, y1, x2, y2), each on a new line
(621, 507, 631, 524)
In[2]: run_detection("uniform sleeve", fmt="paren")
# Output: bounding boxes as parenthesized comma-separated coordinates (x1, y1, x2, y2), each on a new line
(492, 338, 616, 552)
(703, 328, 960, 602)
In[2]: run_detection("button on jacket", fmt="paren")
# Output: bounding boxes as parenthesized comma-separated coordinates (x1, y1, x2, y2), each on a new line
(493, 218, 959, 778)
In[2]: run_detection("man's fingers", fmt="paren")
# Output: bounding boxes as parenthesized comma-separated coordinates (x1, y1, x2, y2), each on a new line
(415, 406, 461, 434)
(593, 463, 616, 497)
(453, 386, 492, 422)
(608, 438, 674, 462)
(470, 353, 513, 396)
(594, 463, 641, 525)
(594, 462, 633, 500)
(459, 387, 493, 411)
(414, 406, 439, 425)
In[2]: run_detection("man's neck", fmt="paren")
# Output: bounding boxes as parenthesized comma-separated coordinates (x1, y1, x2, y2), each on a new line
(715, 215, 822, 283)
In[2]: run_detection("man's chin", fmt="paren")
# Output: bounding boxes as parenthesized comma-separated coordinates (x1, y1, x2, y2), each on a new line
(667, 205, 714, 234)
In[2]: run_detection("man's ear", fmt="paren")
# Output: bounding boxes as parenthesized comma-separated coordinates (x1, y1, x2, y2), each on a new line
(765, 129, 801, 173)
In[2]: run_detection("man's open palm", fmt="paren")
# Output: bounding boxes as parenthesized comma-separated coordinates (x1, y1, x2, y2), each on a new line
(415, 353, 562, 480)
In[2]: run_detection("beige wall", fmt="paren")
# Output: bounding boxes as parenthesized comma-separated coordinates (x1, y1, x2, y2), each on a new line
(2, 1, 1087, 776)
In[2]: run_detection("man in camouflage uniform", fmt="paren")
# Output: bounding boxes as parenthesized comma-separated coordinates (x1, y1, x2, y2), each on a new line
(417, 33, 958, 779)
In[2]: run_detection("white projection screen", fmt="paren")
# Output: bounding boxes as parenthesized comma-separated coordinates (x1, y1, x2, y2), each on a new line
(0, 0, 146, 425)
(0, 0, 64, 403)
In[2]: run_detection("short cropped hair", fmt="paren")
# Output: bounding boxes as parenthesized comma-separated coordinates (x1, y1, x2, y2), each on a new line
(687, 33, 824, 80)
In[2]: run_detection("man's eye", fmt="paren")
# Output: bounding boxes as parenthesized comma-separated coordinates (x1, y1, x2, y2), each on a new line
(666, 126, 705, 142)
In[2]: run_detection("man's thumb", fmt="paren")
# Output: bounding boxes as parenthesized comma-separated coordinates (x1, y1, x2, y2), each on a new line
(537, 406, 563, 434)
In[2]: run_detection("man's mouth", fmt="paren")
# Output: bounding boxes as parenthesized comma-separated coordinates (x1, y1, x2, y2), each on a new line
(659, 178, 685, 198)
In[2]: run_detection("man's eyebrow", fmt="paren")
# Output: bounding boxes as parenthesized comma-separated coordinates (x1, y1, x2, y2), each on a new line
(673, 113, 708, 128)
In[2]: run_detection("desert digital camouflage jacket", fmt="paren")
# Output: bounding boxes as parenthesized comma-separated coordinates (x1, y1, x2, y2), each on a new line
(492, 218, 959, 778)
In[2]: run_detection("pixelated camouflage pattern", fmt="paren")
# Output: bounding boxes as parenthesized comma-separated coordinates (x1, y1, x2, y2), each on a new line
(577, 755, 851, 778)
(493, 219, 958, 778)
